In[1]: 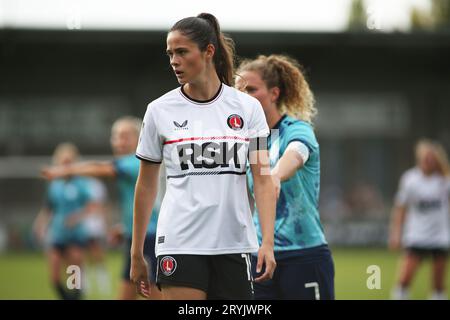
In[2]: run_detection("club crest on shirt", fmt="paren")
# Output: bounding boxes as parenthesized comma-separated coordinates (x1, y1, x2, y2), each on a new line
(160, 256, 177, 276)
(227, 114, 244, 131)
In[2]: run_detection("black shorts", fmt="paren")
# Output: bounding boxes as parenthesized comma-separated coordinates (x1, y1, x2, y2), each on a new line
(122, 234, 157, 283)
(156, 253, 254, 300)
(50, 240, 87, 253)
(406, 247, 448, 259)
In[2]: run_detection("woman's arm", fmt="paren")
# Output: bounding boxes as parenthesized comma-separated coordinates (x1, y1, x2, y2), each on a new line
(33, 207, 52, 243)
(130, 161, 161, 297)
(271, 149, 304, 198)
(388, 205, 407, 251)
(249, 149, 277, 282)
(41, 162, 116, 179)
(272, 149, 304, 181)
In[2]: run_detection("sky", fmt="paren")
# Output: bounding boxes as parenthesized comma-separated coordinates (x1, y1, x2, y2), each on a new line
(0, 0, 432, 32)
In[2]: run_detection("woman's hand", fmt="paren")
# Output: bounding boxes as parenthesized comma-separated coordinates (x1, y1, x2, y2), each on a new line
(32, 210, 49, 244)
(41, 166, 69, 180)
(108, 224, 124, 247)
(254, 242, 276, 282)
(130, 254, 151, 298)
(65, 213, 83, 228)
(388, 206, 406, 252)
(388, 232, 402, 251)
(34, 224, 47, 243)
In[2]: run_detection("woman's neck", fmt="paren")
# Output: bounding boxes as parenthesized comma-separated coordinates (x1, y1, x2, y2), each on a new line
(184, 72, 221, 101)
(266, 106, 283, 129)
(419, 164, 439, 176)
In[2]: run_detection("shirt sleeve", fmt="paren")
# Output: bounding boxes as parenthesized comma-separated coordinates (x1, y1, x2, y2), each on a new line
(283, 121, 316, 154)
(248, 99, 270, 152)
(113, 159, 125, 177)
(248, 98, 270, 138)
(136, 103, 163, 163)
(395, 173, 411, 207)
(286, 140, 310, 164)
(113, 157, 139, 181)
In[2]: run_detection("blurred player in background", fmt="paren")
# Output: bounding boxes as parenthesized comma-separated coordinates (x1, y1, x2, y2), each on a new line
(83, 177, 111, 297)
(130, 13, 276, 300)
(42, 117, 161, 300)
(236, 55, 335, 300)
(389, 139, 450, 300)
(34, 143, 94, 300)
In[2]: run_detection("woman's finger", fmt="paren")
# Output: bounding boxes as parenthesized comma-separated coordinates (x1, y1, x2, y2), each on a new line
(138, 280, 150, 298)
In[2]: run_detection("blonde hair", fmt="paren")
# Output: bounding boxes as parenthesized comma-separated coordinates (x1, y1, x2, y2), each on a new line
(112, 116, 142, 136)
(237, 54, 317, 123)
(52, 142, 79, 165)
(415, 139, 450, 177)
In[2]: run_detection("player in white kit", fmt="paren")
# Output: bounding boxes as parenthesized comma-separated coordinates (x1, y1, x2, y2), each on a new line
(130, 13, 277, 300)
(389, 139, 450, 299)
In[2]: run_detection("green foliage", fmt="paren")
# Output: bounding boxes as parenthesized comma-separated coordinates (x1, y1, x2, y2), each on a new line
(411, 0, 450, 31)
(348, 0, 368, 31)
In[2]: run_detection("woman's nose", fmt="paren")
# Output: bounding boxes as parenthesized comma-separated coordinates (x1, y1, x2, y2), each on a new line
(171, 56, 180, 67)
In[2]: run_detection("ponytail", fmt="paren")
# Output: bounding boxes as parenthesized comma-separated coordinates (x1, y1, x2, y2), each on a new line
(196, 13, 235, 86)
(170, 13, 235, 86)
(237, 55, 317, 123)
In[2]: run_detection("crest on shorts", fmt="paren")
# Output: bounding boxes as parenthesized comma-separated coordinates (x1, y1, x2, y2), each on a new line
(227, 114, 244, 131)
(160, 256, 177, 276)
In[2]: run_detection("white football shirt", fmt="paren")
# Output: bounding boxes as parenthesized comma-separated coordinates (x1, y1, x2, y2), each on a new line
(395, 167, 450, 248)
(136, 83, 270, 256)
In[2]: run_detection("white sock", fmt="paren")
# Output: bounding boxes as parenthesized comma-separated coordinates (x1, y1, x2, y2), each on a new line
(391, 286, 409, 300)
(83, 266, 92, 295)
(96, 265, 111, 296)
(430, 291, 447, 300)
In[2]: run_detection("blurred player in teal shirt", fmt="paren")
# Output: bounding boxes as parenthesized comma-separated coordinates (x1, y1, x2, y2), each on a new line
(42, 117, 161, 300)
(237, 55, 334, 300)
(34, 143, 94, 300)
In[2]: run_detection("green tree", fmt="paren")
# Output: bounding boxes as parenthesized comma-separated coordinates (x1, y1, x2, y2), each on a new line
(431, 0, 450, 29)
(348, 0, 368, 31)
(410, 0, 450, 31)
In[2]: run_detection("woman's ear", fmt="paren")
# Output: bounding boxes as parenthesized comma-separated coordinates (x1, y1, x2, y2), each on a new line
(205, 44, 216, 60)
(270, 87, 280, 103)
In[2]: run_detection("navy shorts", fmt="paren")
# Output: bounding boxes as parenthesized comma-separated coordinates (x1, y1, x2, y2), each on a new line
(122, 234, 157, 284)
(50, 240, 87, 253)
(252, 244, 335, 300)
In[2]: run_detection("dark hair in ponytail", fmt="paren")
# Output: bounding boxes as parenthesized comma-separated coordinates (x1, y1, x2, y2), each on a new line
(170, 13, 235, 86)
